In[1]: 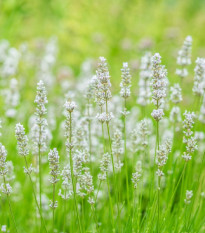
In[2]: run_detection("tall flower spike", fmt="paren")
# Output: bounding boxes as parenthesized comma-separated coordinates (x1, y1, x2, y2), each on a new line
(138, 52, 152, 106)
(176, 36, 192, 79)
(34, 80, 48, 153)
(193, 58, 205, 96)
(94, 57, 112, 106)
(15, 123, 29, 157)
(151, 53, 167, 121)
(131, 161, 142, 189)
(120, 62, 132, 99)
(48, 148, 60, 210)
(182, 111, 197, 161)
(112, 129, 124, 170)
(184, 190, 193, 204)
(170, 83, 182, 104)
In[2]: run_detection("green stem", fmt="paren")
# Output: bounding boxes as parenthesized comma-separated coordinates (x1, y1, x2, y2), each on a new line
(24, 157, 48, 233)
(123, 98, 130, 212)
(69, 112, 83, 233)
(3, 177, 18, 233)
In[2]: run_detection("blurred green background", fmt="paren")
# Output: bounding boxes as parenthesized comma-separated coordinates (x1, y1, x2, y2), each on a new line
(0, 0, 205, 77)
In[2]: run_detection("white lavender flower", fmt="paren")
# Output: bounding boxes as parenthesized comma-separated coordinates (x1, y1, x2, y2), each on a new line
(4, 78, 20, 118)
(170, 106, 181, 123)
(98, 153, 110, 181)
(151, 53, 168, 107)
(199, 95, 205, 123)
(170, 83, 182, 104)
(34, 80, 48, 153)
(193, 58, 205, 96)
(176, 36, 192, 79)
(96, 112, 114, 124)
(112, 129, 124, 170)
(120, 62, 132, 98)
(94, 57, 112, 106)
(48, 148, 60, 184)
(151, 53, 167, 121)
(0, 143, 12, 195)
(184, 190, 193, 204)
(15, 123, 29, 157)
(151, 109, 164, 121)
(59, 165, 73, 200)
(0, 143, 8, 176)
(131, 161, 142, 189)
(79, 168, 94, 204)
(138, 52, 152, 106)
(182, 111, 197, 161)
(156, 145, 169, 177)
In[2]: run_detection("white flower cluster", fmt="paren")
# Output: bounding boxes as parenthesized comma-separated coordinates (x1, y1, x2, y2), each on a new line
(64, 100, 77, 151)
(15, 123, 29, 157)
(182, 111, 197, 161)
(170, 106, 181, 124)
(48, 148, 60, 184)
(48, 148, 60, 209)
(4, 78, 20, 118)
(151, 53, 167, 121)
(151, 109, 164, 121)
(199, 96, 205, 123)
(170, 83, 182, 104)
(58, 165, 73, 200)
(193, 58, 205, 96)
(98, 153, 110, 181)
(156, 143, 170, 177)
(0, 143, 12, 195)
(120, 62, 132, 98)
(34, 80, 48, 153)
(79, 168, 95, 205)
(94, 57, 112, 106)
(130, 119, 151, 152)
(131, 161, 142, 189)
(96, 112, 114, 124)
(112, 129, 124, 170)
(176, 36, 192, 79)
(138, 52, 152, 106)
(184, 190, 193, 205)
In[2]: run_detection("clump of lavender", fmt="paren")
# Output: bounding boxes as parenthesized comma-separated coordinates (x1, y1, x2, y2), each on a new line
(184, 190, 193, 204)
(176, 36, 192, 79)
(64, 99, 83, 232)
(15, 123, 47, 232)
(151, 53, 167, 121)
(48, 148, 60, 228)
(138, 52, 152, 107)
(182, 111, 197, 161)
(193, 58, 205, 96)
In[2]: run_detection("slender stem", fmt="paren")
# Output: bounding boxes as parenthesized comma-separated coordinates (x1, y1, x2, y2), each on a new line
(106, 175, 115, 232)
(123, 98, 130, 212)
(23, 157, 48, 233)
(3, 177, 18, 233)
(52, 183, 55, 230)
(69, 112, 83, 233)
(87, 100, 92, 168)
(38, 123, 42, 232)
(63, 192, 67, 233)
